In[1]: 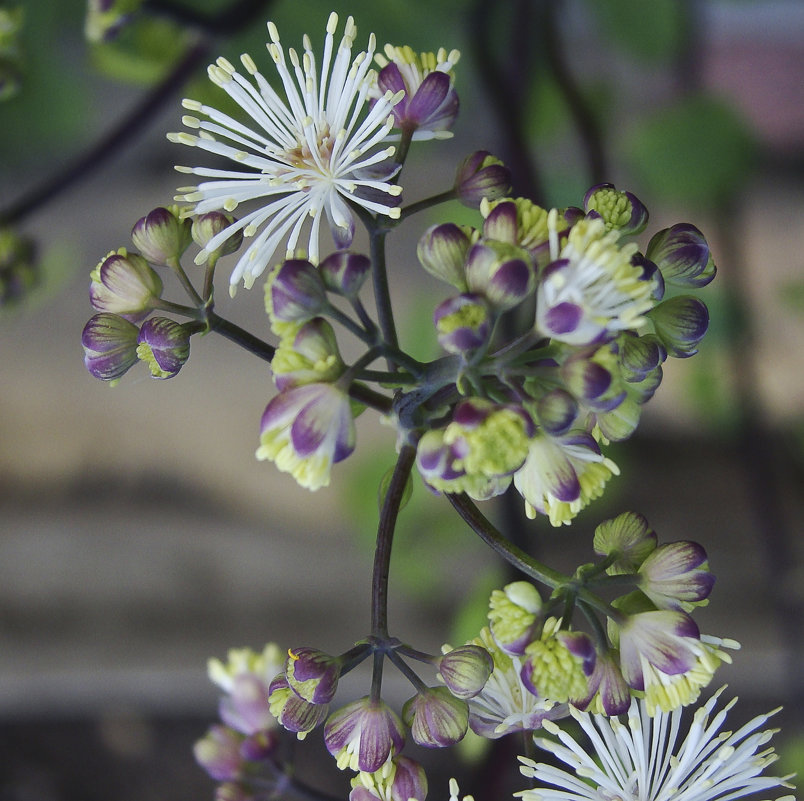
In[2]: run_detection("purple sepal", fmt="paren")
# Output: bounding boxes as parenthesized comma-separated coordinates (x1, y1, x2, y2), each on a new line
(639, 541, 715, 610)
(619, 332, 667, 380)
(324, 697, 405, 773)
(270, 259, 328, 322)
(433, 293, 491, 355)
(319, 251, 370, 298)
(417, 223, 471, 289)
(406, 70, 451, 125)
(544, 301, 583, 336)
(465, 241, 535, 310)
(193, 725, 243, 782)
(402, 687, 469, 748)
(454, 151, 511, 208)
(219, 674, 274, 734)
(573, 652, 631, 715)
(131, 206, 192, 265)
(535, 389, 578, 436)
(558, 631, 597, 677)
(649, 296, 709, 358)
(82, 312, 139, 381)
(618, 610, 700, 690)
(268, 675, 329, 734)
(646, 223, 716, 288)
(285, 647, 341, 704)
(90, 251, 162, 320)
(138, 317, 190, 378)
(482, 200, 518, 244)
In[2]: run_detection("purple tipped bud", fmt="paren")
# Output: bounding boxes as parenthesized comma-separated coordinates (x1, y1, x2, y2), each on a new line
(593, 511, 657, 574)
(574, 651, 631, 716)
(417, 223, 472, 290)
(646, 223, 716, 288)
(319, 251, 371, 298)
(193, 725, 243, 781)
(648, 295, 709, 358)
(402, 686, 469, 748)
(268, 259, 328, 323)
(535, 389, 578, 436)
(131, 206, 192, 265)
(638, 541, 715, 611)
(437, 645, 493, 699)
(82, 312, 140, 382)
(324, 697, 405, 773)
(89, 250, 162, 319)
(619, 332, 667, 381)
(268, 675, 329, 736)
(285, 647, 341, 704)
(378, 62, 459, 135)
(434, 293, 491, 354)
(464, 240, 535, 310)
(584, 183, 649, 236)
(192, 212, 244, 259)
(136, 317, 191, 379)
(454, 151, 511, 208)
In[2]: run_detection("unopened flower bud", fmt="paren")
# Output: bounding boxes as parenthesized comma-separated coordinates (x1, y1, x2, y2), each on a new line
(266, 258, 328, 325)
(520, 621, 596, 702)
(646, 223, 716, 288)
(648, 296, 709, 358)
(193, 725, 243, 781)
(534, 388, 578, 436)
(561, 344, 626, 412)
(89, 249, 162, 319)
(403, 686, 469, 747)
(618, 332, 666, 382)
(464, 240, 535, 310)
(319, 251, 371, 298)
(583, 183, 649, 236)
(638, 541, 715, 611)
(488, 581, 543, 656)
(437, 644, 493, 699)
(285, 647, 342, 705)
(434, 293, 491, 354)
(136, 317, 191, 379)
(131, 206, 192, 265)
(417, 223, 472, 290)
(82, 312, 140, 382)
(454, 151, 511, 208)
(271, 318, 345, 391)
(268, 675, 328, 738)
(192, 211, 244, 259)
(593, 511, 657, 575)
(324, 696, 405, 772)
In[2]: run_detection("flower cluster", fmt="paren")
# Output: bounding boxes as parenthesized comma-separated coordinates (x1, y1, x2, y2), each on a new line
(77, 11, 794, 801)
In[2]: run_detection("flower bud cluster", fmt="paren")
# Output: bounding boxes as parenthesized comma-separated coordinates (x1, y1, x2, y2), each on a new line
(258, 252, 373, 490)
(411, 185, 716, 525)
(82, 206, 221, 384)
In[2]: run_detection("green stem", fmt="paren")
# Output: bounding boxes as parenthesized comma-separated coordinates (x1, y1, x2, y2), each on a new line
(371, 443, 417, 638)
(386, 649, 429, 693)
(206, 311, 275, 362)
(399, 189, 457, 220)
(354, 369, 418, 386)
(167, 256, 204, 306)
(348, 382, 394, 415)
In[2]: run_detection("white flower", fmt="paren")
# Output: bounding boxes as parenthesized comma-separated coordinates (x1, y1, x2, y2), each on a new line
(169, 12, 403, 293)
(517, 689, 795, 801)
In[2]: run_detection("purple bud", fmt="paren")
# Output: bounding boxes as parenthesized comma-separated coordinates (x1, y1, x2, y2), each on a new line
(319, 251, 371, 298)
(268, 675, 329, 735)
(618, 332, 666, 381)
(82, 312, 140, 382)
(464, 240, 535, 311)
(324, 697, 405, 773)
(437, 645, 493, 699)
(535, 389, 578, 436)
(434, 293, 491, 354)
(417, 223, 472, 289)
(648, 296, 710, 358)
(89, 250, 162, 319)
(192, 212, 244, 259)
(268, 259, 328, 323)
(646, 223, 716, 288)
(402, 686, 469, 748)
(285, 647, 341, 704)
(136, 317, 191, 379)
(131, 206, 192, 265)
(454, 151, 511, 208)
(638, 541, 715, 611)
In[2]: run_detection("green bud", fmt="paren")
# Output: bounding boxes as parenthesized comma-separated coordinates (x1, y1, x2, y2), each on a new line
(593, 511, 657, 575)
(437, 644, 493, 699)
(131, 206, 192, 265)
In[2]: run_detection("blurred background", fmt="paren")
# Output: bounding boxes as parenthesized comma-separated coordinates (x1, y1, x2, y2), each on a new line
(1, 0, 803, 798)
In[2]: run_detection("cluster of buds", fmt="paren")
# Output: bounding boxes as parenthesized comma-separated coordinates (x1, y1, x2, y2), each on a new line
(81, 206, 242, 383)
(412, 184, 715, 525)
(462, 510, 731, 734)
